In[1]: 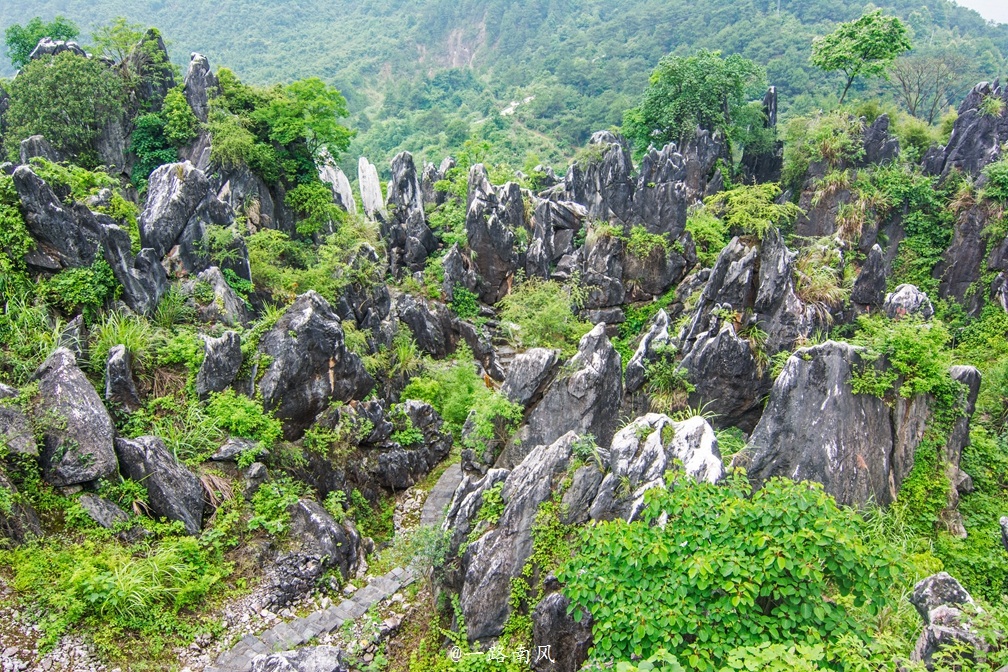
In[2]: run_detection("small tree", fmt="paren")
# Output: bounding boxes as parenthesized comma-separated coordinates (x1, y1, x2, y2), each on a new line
(4, 51, 123, 160)
(889, 50, 968, 124)
(253, 77, 354, 160)
(623, 49, 764, 154)
(811, 9, 912, 105)
(4, 16, 79, 70)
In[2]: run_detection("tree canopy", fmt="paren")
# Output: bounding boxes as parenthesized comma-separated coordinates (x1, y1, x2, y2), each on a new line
(811, 9, 913, 104)
(4, 51, 123, 160)
(253, 77, 354, 160)
(4, 15, 78, 69)
(622, 49, 765, 155)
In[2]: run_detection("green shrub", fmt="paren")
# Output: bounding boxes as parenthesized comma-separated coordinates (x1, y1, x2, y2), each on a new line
(89, 310, 153, 377)
(123, 395, 222, 465)
(247, 477, 304, 536)
(39, 257, 119, 324)
(982, 158, 1008, 203)
(449, 284, 479, 320)
(161, 87, 199, 147)
(496, 277, 591, 358)
(684, 207, 729, 268)
(626, 225, 669, 260)
(285, 180, 345, 236)
(703, 183, 800, 240)
(205, 389, 283, 451)
(475, 481, 504, 525)
(850, 315, 956, 401)
(130, 113, 179, 187)
(558, 471, 896, 669)
(429, 199, 467, 248)
(0, 174, 36, 296)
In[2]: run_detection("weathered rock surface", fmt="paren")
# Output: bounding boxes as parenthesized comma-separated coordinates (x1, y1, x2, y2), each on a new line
(532, 587, 592, 672)
(19, 135, 62, 165)
(358, 157, 385, 221)
(624, 309, 671, 394)
(183, 53, 220, 123)
(33, 348, 117, 487)
(924, 81, 1008, 179)
(196, 331, 243, 396)
(258, 291, 374, 439)
(182, 266, 251, 327)
(361, 401, 453, 490)
(0, 402, 37, 457)
(911, 572, 975, 623)
(851, 244, 887, 306)
(28, 38, 86, 61)
(382, 152, 435, 275)
(500, 348, 558, 408)
(909, 572, 985, 670)
(590, 414, 723, 522)
(318, 151, 356, 215)
(466, 165, 522, 303)
(101, 223, 168, 316)
(78, 493, 130, 529)
(250, 645, 347, 672)
(115, 436, 204, 535)
(105, 344, 142, 412)
(13, 166, 103, 269)
(267, 500, 361, 607)
(884, 284, 935, 320)
(0, 471, 41, 544)
(460, 432, 576, 641)
(503, 324, 622, 467)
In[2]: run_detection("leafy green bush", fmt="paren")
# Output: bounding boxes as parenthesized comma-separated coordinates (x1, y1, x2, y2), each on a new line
(4, 51, 124, 160)
(982, 158, 1008, 203)
(626, 226, 669, 260)
(40, 258, 119, 324)
(4, 16, 79, 69)
(0, 174, 35, 296)
(428, 199, 467, 248)
(558, 471, 896, 669)
(449, 284, 479, 320)
(130, 113, 179, 188)
(247, 477, 304, 535)
(161, 87, 199, 147)
(497, 277, 591, 358)
(205, 389, 283, 451)
(703, 183, 800, 240)
(89, 310, 153, 377)
(684, 208, 729, 268)
(850, 315, 956, 401)
(123, 395, 222, 465)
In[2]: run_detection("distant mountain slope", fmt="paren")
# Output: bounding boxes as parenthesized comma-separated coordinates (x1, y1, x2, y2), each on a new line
(3, 0, 1007, 173)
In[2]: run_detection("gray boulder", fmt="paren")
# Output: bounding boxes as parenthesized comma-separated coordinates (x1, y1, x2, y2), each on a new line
(851, 244, 887, 306)
(466, 165, 522, 303)
(115, 436, 204, 535)
(384, 151, 436, 275)
(78, 493, 129, 529)
(0, 471, 41, 544)
(734, 341, 898, 507)
(909, 572, 985, 670)
(28, 38, 86, 61)
(924, 81, 1008, 179)
(257, 291, 374, 439)
(13, 166, 102, 269)
(860, 114, 900, 166)
(0, 403, 37, 457)
(196, 331, 242, 396)
(250, 645, 347, 672)
(362, 401, 453, 490)
(182, 266, 250, 326)
(105, 345, 142, 412)
(19, 135, 62, 165)
(590, 414, 723, 522)
(183, 53, 220, 123)
(267, 500, 361, 607)
(503, 324, 622, 467)
(631, 142, 691, 237)
(33, 348, 117, 486)
(357, 157, 385, 221)
(460, 432, 576, 642)
(500, 348, 558, 408)
(525, 198, 587, 279)
(884, 284, 935, 320)
(911, 572, 975, 624)
(441, 243, 479, 304)
(101, 222, 168, 316)
(582, 226, 625, 309)
(441, 468, 511, 564)
(318, 152, 356, 215)
(532, 589, 592, 672)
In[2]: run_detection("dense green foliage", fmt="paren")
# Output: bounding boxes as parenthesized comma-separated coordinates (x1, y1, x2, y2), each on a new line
(623, 50, 765, 154)
(3, 51, 124, 161)
(810, 10, 912, 104)
(559, 471, 897, 669)
(496, 277, 591, 358)
(3, 15, 78, 69)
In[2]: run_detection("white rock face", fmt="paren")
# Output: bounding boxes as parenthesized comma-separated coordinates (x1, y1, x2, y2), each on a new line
(357, 157, 385, 220)
(318, 150, 356, 215)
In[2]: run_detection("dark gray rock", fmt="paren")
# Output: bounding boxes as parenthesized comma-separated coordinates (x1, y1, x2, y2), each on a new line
(28, 38, 86, 61)
(196, 331, 242, 396)
(13, 166, 103, 269)
(680, 322, 765, 432)
(211, 437, 258, 462)
(532, 590, 592, 672)
(624, 309, 670, 395)
(461, 432, 576, 642)
(441, 468, 511, 567)
(851, 244, 887, 306)
(911, 572, 975, 624)
(384, 151, 436, 275)
(182, 266, 250, 327)
(33, 348, 117, 487)
(925, 81, 1008, 179)
(884, 284, 935, 320)
(59, 315, 86, 360)
(552, 131, 636, 226)
(631, 142, 691, 237)
(525, 199, 586, 279)
(860, 114, 900, 166)
(911, 618, 985, 671)
(733, 341, 898, 507)
(740, 87, 784, 184)
(0, 403, 37, 457)
(503, 324, 622, 467)
(267, 500, 361, 607)
(622, 232, 695, 302)
(105, 344, 142, 412)
(78, 493, 129, 529)
(250, 645, 348, 672)
(582, 227, 625, 309)
(363, 401, 453, 490)
(560, 465, 604, 525)
(258, 291, 374, 439)
(101, 222, 168, 316)
(500, 348, 558, 408)
(934, 203, 986, 314)
(466, 165, 521, 303)
(441, 243, 479, 304)
(19, 135, 62, 165)
(115, 435, 204, 535)
(0, 470, 41, 545)
(183, 53, 220, 123)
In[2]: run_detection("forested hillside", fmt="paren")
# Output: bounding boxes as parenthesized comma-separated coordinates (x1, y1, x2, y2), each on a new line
(2, 0, 1007, 173)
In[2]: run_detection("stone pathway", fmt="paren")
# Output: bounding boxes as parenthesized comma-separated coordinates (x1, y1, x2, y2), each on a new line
(420, 463, 462, 527)
(206, 567, 415, 672)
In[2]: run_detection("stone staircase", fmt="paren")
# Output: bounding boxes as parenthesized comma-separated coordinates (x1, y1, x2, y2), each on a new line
(206, 567, 415, 672)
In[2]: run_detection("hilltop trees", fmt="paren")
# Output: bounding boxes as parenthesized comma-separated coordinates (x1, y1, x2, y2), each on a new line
(622, 49, 764, 155)
(4, 16, 79, 69)
(811, 9, 912, 105)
